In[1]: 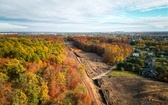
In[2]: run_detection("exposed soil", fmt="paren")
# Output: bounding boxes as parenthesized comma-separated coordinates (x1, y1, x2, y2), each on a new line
(66, 41, 168, 105)
(66, 42, 102, 105)
(97, 77, 168, 105)
(76, 52, 112, 79)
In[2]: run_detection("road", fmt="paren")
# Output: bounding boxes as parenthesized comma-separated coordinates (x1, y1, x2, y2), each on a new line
(65, 41, 168, 105)
(66, 42, 102, 105)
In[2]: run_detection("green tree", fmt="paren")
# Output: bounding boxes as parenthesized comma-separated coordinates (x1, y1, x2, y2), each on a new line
(2, 59, 25, 81)
(19, 72, 41, 105)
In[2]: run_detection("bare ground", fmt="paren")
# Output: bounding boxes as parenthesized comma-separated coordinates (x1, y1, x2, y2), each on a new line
(66, 42, 102, 105)
(97, 77, 168, 105)
(76, 52, 112, 79)
(66, 41, 168, 105)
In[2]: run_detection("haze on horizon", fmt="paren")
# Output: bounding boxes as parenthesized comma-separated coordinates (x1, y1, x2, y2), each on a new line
(0, 0, 168, 32)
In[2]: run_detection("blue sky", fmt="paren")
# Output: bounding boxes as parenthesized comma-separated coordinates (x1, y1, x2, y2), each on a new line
(0, 0, 168, 32)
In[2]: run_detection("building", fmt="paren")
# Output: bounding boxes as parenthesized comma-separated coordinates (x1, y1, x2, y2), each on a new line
(148, 52, 154, 56)
(142, 56, 157, 78)
(133, 53, 139, 57)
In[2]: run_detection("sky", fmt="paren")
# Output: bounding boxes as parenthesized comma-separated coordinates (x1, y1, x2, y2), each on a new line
(0, 0, 168, 32)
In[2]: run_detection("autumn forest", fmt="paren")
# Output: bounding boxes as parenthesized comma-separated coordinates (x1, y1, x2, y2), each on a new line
(0, 34, 168, 105)
(0, 35, 89, 105)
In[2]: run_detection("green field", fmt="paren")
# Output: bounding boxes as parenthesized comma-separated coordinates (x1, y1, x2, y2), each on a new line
(109, 70, 140, 77)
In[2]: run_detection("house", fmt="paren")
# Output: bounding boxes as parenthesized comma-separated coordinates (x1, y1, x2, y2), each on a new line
(142, 66, 157, 78)
(145, 56, 154, 65)
(148, 52, 154, 56)
(145, 45, 150, 50)
(142, 56, 157, 78)
(133, 53, 139, 57)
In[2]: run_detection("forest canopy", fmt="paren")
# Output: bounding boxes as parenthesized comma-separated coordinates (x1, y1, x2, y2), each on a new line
(0, 35, 90, 105)
(71, 36, 132, 65)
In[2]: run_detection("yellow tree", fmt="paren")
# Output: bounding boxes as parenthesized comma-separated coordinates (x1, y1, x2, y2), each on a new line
(12, 89, 28, 105)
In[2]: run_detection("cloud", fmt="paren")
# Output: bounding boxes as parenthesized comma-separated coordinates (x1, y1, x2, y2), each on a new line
(0, 0, 168, 32)
(0, 0, 112, 23)
(5, 16, 167, 32)
(1, 0, 167, 22)
(143, 17, 168, 28)
(130, 0, 168, 11)
(0, 23, 27, 31)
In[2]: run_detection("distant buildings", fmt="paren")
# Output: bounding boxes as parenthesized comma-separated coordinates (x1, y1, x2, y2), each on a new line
(145, 45, 150, 50)
(132, 53, 139, 57)
(148, 52, 154, 56)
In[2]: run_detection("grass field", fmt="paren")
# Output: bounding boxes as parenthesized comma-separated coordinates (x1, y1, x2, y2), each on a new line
(109, 70, 140, 77)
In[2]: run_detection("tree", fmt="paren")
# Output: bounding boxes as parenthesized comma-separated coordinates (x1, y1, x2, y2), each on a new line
(78, 64, 85, 76)
(117, 63, 124, 70)
(58, 72, 66, 86)
(2, 59, 25, 81)
(0, 72, 8, 82)
(39, 82, 49, 104)
(12, 89, 28, 105)
(18, 72, 41, 105)
(0, 82, 12, 105)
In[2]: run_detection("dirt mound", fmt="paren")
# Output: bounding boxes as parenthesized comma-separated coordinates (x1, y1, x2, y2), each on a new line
(97, 77, 168, 105)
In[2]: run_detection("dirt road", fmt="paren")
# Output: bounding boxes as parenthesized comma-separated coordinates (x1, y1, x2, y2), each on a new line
(65, 41, 168, 105)
(66, 42, 102, 105)
(92, 66, 115, 80)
